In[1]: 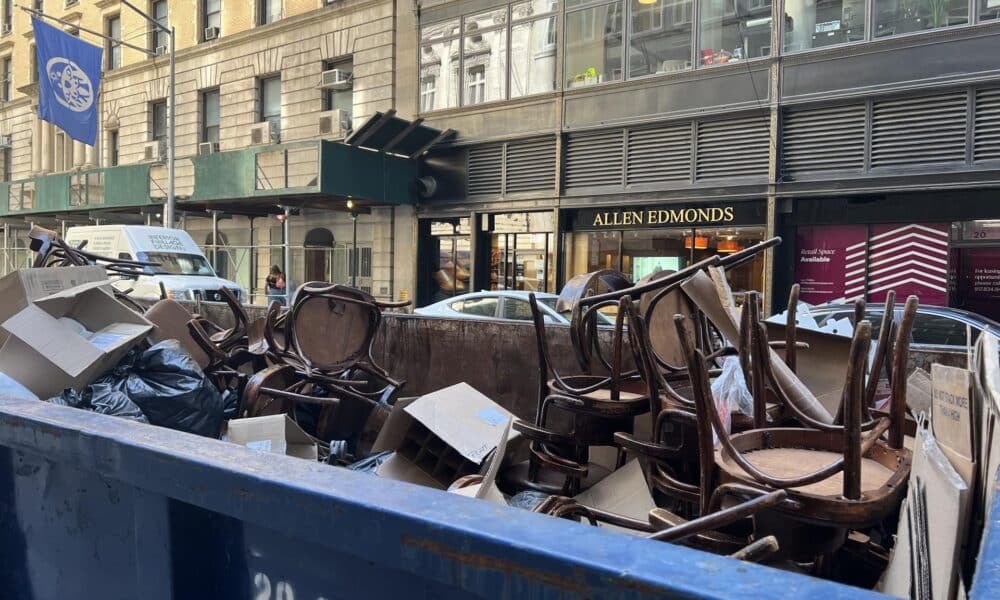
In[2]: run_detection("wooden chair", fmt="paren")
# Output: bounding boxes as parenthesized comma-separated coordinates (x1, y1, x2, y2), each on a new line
(677, 301, 915, 564)
(501, 294, 649, 496)
(241, 283, 409, 459)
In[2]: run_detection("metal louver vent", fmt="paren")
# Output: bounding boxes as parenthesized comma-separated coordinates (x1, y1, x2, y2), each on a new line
(783, 104, 865, 175)
(564, 129, 624, 190)
(974, 88, 1000, 162)
(871, 92, 967, 168)
(505, 137, 557, 194)
(695, 115, 769, 180)
(626, 124, 691, 185)
(467, 145, 503, 196)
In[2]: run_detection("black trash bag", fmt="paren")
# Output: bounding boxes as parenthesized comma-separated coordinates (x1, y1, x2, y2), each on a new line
(115, 340, 226, 437)
(50, 384, 149, 423)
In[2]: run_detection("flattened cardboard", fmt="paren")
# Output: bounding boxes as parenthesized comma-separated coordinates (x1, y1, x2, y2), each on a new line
(764, 322, 852, 416)
(403, 382, 517, 464)
(0, 266, 106, 347)
(226, 414, 318, 460)
(0, 281, 152, 399)
(451, 419, 512, 504)
(575, 459, 655, 534)
(932, 364, 975, 485)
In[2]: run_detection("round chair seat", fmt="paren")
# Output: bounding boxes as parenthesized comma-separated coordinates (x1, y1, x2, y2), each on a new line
(548, 376, 649, 416)
(714, 427, 911, 530)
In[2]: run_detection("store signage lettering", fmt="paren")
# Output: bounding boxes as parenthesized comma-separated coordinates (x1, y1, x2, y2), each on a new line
(591, 206, 735, 227)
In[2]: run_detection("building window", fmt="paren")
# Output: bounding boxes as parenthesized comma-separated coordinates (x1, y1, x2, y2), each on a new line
(202, 0, 221, 40)
(322, 58, 353, 126)
(0, 56, 10, 102)
(784, 0, 864, 51)
(257, 0, 281, 25)
(420, 75, 437, 112)
(698, 0, 771, 64)
(55, 132, 65, 172)
(151, 100, 167, 142)
(565, 2, 623, 88)
(983, 0, 1000, 20)
(34, 0, 43, 11)
(258, 76, 281, 128)
(627, 0, 692, 77)
(466, 65, 486, 104)
(151, 0, 169, 52)
(510, 2, 559, 98)
(108, 129, 119, 166)
(106, 15, 121, 70)
(201, 88, 220, 144)
(462, 9, 508, 105)
(2, 0, 11, 35)
(874, 0, 967, 37)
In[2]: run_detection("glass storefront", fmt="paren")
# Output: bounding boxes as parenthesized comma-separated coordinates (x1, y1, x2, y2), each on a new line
(426, 218, 472, 303)
(489, 212, 556, 292)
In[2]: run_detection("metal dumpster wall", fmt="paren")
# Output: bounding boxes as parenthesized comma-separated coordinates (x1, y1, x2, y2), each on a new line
(0, 394, 882, 600)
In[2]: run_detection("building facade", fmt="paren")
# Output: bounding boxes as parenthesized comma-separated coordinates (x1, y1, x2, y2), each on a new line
(0, 0, 419, 304)
(399, 0, 1000, 321)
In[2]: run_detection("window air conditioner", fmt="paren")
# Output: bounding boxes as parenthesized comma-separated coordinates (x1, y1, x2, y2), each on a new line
(0, 135, 11, 147)
(198, 142, 219, 155)
(250, 121, 279, 145)
(143, 141, 164, 162)
(155, 45, 167, 56)
(204, 26, 220, 41)
(319, 69, 352, 90)
(318, 109, 351, 138)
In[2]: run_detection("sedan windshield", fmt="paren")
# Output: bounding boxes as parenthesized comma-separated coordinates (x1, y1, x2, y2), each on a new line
(137, 252, 215, 276)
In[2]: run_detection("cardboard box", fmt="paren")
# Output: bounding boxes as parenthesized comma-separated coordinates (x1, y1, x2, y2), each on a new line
(0, 266, 107, 348)
(0, 281, 152, 399)
(372, 383, 518, 489)
(227, 414, 318, 460)
(575, 459, 655, 534)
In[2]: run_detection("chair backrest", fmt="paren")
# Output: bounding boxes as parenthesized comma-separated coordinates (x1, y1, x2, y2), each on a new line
(288, 284, 380, 372)
(637, 270, 698, 374)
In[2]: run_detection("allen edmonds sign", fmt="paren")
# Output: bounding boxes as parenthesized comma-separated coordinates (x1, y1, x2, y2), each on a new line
(573, 202, 764, 230)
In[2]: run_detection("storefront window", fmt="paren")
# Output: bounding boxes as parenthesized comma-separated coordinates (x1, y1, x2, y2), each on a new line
(873, 0, 967, 38)
(565, 1, 624, 88)
(982, 0, 1000, 21)
(783, 0, 866, 51)
(698, 0, 772, 65)
(428, 219, 472, 302)
(490, 212, 555, 292)
(628, 0, 693, 78)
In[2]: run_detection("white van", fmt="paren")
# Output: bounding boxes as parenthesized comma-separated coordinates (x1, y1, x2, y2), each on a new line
(63, 225, 247, 303)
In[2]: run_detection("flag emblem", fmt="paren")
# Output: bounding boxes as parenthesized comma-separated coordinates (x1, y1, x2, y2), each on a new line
(46, 57, 95, 113)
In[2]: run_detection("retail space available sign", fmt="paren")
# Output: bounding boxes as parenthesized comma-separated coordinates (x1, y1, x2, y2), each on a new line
(796, 223, 949, 306)
(956, 248, 1000, 321)
(796, 225, 866, 304)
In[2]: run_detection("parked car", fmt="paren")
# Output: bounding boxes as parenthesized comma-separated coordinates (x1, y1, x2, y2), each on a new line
(415, 291, 613, 325)
(807, 303, 1000, 351)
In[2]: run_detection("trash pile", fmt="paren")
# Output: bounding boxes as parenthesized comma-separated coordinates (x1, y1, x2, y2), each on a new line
(3, 227, 998, 596)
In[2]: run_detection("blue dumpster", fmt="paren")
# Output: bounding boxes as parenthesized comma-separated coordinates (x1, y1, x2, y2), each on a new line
(0, 393, 996, 599)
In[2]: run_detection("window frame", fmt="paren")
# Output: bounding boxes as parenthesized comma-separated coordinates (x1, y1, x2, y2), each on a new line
(108, 129, 119, 167)
(257, 0, 281, 26)
(150, 100, 168, 142)
(201, 88, 220, 144)
(0, 56, 10, 102)
(258, 75, 281, 124)
(202, 0, 222, 41)
(322, 57, 353, 115)
(106, 14, 122, 70)
(150, 0, 169, 53)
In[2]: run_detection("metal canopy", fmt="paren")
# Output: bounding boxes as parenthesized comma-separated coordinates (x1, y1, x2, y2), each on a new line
(346, 110, 453, 158)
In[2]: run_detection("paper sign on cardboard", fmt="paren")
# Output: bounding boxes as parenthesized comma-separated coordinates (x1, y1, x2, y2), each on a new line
(932, 363, 975, 484)
(226, 414, 318, 460)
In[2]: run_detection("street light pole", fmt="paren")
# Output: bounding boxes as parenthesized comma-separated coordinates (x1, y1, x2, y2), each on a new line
(166, 25, 175, 228)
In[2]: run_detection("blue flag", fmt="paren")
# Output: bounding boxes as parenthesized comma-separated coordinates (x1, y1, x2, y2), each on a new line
(33, 17, 103, 146)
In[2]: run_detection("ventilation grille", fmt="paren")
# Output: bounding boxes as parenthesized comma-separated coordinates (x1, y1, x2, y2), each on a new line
(871, 92, 967, 168)
(974, 88, 1000, 162)
(505, 137, 557, 194)
(783, 104, 865, 175)
(626, 124, 691, 185)
(695, 115, 769, 180)
(467, 144, 503, 196)
(564, 129, 624, 189)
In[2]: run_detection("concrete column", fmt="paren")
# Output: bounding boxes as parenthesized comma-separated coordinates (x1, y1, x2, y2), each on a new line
(85, 143, 97, 168)
(40, 122, 53, 173)
(73, 141, 85, 169)
(31, 117, 42, 174)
